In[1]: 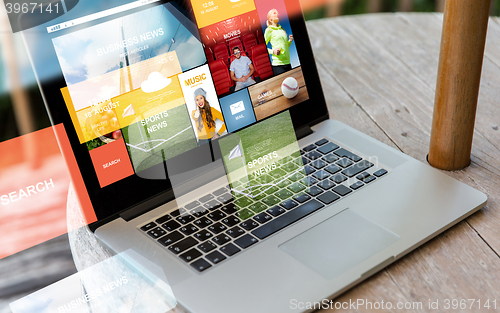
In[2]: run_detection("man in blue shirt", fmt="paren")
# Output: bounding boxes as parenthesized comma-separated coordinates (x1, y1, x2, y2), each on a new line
(229, 46, 256, 91)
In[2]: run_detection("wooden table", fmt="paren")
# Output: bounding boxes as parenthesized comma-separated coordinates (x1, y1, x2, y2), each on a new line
(308, 13, 500, 312)
(2, 12, 500, 313)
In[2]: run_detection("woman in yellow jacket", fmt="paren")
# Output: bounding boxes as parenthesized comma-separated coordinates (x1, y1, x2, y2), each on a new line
(191, 88, 226, 145)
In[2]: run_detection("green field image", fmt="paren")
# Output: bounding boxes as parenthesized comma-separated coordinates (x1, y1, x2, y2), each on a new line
(218, 112, 306, 213)
(122, 104, 198, 172)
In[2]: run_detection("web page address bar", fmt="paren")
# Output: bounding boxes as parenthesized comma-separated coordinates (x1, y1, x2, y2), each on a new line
(47, 0, 160, 33)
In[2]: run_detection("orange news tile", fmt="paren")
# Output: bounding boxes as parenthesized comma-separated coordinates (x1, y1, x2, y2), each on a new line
(192, 0, 256, 28)
(89, 138, 135, 188)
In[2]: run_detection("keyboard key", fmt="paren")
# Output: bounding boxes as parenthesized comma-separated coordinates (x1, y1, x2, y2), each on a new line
(373, 169, 388, 177)
(288, 172, 304, 182)
(168, 237, 198, 254)
(193, 216, 213, 228)
(234, 234, 258, 249)
(322, 153, 339, 163)
(337, 158, 354, 168)
(162, 220, 181, 231)
(240, 219, 259, 231)
(204, 199, 222, 211)
(262, 195, 281, 207)
(301, 176, 318, 186)
(220, 243, 241, 256)
(332, 185, 352, 196)
(234, 197, 253, 208)
(221, 203, 238, 215)
(264, 186, 279, 195)
(185, 201, 200, 210)
(342, 160, 374, 177)
(324, 164, 342, 174)
(297, 156, 310, 165)
(304, 165, 316, 175)
(317, 191, 340, 204)
(303, 144, 316, 152)
(206, 251, 226, 264)
(252, 199, 324, 239)
(236, 208, 254, 220)
(208, 210, 226, 221)
(213, 234, 231, 245)
(248, 202, 267, 213)
(311, 159, 328, 169)
(305, 150, 322, 160)
(317, 142, 339, 154)
(293, 193, 311, 203)
(356, 172, 371, 180)
(179, 248, 202, 263)
(221, 215, 240, 227)
(312, 170, 330, 180)
(199, 194, 215, 203)
(333, 148, 362, 162)
(180, 224, 199, 236)
(197, 241, 217, 253)
(288, 182, 306, 193)
(217, 193, 234, 204)
(213, 187, 227, 196)
(350, 181, 364, 190)
(317, 179, 335, 190)
(330, 174, 348, 184)
(314, 138, 328, 146)
(306, 185, 323, 197)
(254, 212, 272, 224)
(141, 222, 157, 232)
(190, 258, 211, 272)
(155, 214, 172, 224)
(170, 209, 181, 217)
(191, 208, 209, 218)
(363, 176, 376, 184)
(280, 199, 298, 210)
(194, 230, 213, 241)
(176, 214, 195, 225)
(208, 222, 227, 234)
(227, 226, 245, 238)
(267, 206, 286, 217)
(158, 231, 184, 246)
(275, 189, 293, 200)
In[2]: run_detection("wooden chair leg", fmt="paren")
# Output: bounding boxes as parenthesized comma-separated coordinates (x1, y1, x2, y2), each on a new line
(428, 0, 491, 170)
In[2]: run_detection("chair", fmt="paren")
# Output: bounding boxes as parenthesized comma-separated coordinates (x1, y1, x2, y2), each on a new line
(214, 44, 230, 67)
(228, 38, 244, 56)
(255, 29, 263, 44)
(204, 47, 215, 63)
(251, 44, 273, 81)
(243, 33, 258, 59)
(208, 60, 233, 96)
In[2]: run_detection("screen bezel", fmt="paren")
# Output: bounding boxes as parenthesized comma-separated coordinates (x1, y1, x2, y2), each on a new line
(23, 0, 329, 222)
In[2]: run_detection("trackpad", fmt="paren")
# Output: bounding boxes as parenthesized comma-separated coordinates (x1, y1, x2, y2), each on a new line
(279, 209, 400, 280)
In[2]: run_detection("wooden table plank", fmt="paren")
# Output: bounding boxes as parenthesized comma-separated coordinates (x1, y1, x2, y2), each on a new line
(307, 15, 500, 311)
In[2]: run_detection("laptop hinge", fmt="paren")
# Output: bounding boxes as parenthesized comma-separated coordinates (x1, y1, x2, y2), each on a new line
(295, 125, 313, 140)
(120, 189, 176, 222)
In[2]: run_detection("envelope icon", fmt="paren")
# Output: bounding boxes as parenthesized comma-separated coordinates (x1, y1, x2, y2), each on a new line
(230, 101, 245, 115)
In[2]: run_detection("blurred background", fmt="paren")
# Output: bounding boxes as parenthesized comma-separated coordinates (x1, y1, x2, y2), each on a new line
(2, 0, 500, 143)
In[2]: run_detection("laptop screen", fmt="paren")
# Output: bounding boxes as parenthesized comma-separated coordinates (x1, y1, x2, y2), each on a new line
(22, 0, 327, 221)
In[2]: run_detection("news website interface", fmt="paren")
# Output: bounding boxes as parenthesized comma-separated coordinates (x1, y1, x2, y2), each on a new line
(53, 0, 309, 188)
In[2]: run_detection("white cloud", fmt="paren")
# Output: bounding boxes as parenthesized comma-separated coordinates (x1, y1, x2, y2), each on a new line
(141, 72, 171, 93)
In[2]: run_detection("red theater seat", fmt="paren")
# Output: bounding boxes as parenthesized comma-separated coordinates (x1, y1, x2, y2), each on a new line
(243, 33, 258, 58)
(214, 44, 230, 67)
(228, 38, 243, 55)
(255, 29, 263, 44)
(209, 60, 233, 96)
(204, 47, 215, 63)
(251, 44, 273, 81)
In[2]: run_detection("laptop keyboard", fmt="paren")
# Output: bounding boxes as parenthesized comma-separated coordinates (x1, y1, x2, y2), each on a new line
(138, 138, 388, 273)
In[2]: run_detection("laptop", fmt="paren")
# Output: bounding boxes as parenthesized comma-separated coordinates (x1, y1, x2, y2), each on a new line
(21, 0, 487, 311)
